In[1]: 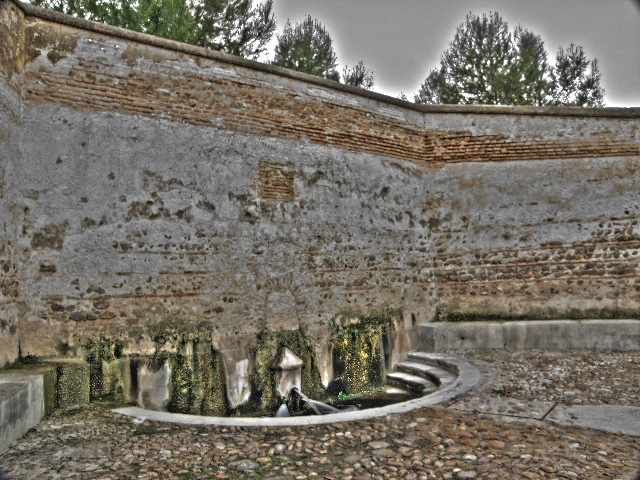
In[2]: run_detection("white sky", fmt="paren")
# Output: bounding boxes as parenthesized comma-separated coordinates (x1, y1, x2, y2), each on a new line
(265, 0, 640, 107)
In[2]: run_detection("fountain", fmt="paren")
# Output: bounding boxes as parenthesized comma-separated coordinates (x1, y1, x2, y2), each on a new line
(289, 387, 358, 415)
(269, 347, 304, 400)
(76, 310, 424, 418)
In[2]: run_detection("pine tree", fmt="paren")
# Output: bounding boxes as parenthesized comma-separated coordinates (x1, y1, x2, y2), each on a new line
(272, 15, 339, 81)
(415, 12, 604, 107)
(192, 0, 275, 58)
(30, 0, 275, 59)
(342, 60, 374, 90)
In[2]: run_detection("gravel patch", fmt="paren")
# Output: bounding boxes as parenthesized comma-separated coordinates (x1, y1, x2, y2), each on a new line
(460, 350, 640, 406)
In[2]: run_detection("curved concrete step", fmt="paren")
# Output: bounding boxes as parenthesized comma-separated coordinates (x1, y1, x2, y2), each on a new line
(386, 371, 438, 394)
(407, 352, 461, 373)
(395, 361, 456, 387)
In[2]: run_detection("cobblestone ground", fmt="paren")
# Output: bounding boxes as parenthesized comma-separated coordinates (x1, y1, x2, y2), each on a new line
(2, 351, 639, 480)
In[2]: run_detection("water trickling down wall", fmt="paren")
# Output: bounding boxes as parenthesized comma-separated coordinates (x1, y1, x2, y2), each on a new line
(1, 0, 639, 410)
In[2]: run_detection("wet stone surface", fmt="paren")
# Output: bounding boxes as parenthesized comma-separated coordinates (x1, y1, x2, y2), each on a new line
(1, 350, 639, 480)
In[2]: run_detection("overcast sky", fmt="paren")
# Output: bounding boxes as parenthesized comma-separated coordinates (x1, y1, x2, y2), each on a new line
(266, 0, 640, 107)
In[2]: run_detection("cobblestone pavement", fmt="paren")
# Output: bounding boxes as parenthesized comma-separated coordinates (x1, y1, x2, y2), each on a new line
(2, 351, 639, 480)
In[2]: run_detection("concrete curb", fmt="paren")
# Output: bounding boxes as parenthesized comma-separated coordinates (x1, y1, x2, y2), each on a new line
(418, 320, 640, 352)
(113, 354, 481, 427)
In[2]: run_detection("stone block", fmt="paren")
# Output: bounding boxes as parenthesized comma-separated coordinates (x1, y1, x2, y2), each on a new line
(90, 358, 132, 403)
(53, 360, 90, 409)
(0, 374, 44, 455)
(6, 363, 58, 416)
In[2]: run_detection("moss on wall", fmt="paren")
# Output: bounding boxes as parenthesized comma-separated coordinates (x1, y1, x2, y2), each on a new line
(85, 337, 126, 401)
(165, 350, 192, 413)
(94, 359, 131, 403)
(77, 330, 228, 414)
(158, 341, 227, 416)
(249, 328, 324, 413)
(329, 308, 397, 395)
(55, 361, 90, 409)
(198, 344, 228, 416)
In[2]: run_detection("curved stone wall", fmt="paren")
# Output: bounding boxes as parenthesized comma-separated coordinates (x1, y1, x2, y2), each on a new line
(1, 0, 639, 397)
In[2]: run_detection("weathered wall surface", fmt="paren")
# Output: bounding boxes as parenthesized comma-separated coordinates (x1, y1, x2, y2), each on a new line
(0, 0, 25, 366)
(1, 0, 639, 376)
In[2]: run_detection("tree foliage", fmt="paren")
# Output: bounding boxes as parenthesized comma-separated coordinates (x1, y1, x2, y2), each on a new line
(272, 15, 339, 81)
(30, 0, 276, 59)
(415, 12, 604, 107)
(552, 43, 604, 107)
(342, 60, 374, 90)
(193, 0, 275, 58)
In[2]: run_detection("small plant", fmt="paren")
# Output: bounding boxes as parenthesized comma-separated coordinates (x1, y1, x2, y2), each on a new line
(337, 391, 354, 401)
(337, 386, 377, 401)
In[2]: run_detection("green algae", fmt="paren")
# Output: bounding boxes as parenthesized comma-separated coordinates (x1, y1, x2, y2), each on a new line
(55, 360, 90, 409)
(329, 308, 397, 395)
(85, 337, 128, 401)
(198, 345, 228, 416)
(248, 328, 325, 413)
(5, 307, 405, 417)
(157, 341, 228, 416)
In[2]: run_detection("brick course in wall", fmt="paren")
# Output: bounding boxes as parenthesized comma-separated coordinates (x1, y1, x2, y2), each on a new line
(257, 161, 295, 202)
(22, 31, 638, 169)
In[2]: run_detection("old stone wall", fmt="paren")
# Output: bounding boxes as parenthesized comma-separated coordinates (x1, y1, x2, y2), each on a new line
(1, 0, 639, 376)
(0, 0, 25, 366)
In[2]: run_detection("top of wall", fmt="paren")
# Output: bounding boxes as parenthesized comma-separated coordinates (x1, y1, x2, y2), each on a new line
(11, 0, 640, 119)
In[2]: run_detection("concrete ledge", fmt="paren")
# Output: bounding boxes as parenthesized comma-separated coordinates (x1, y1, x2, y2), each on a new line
(113, 354, 481, 427)
(0, 374, 44, 455)
(418, 320, 640, 352)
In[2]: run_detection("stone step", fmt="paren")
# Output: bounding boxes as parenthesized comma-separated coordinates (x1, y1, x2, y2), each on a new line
(407, 352, 459, 372)
(395, 361, 456, 387)
(386, 371, 438, 394)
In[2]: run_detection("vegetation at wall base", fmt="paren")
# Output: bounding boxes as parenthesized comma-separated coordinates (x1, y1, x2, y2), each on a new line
(251, 327, 325, 412)
(329, 308, 397, 395)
